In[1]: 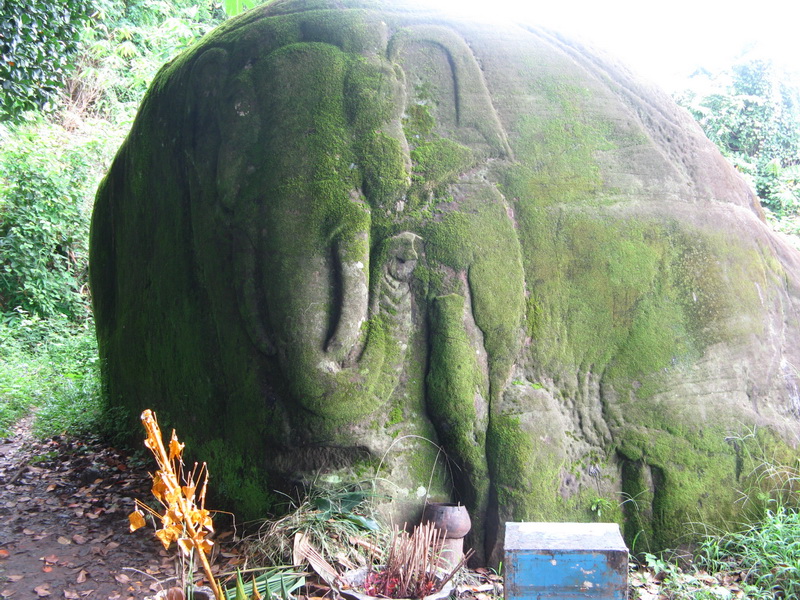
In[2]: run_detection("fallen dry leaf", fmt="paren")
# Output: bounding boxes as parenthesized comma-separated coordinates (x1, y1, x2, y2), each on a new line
(63, 591, 79, 599)
(76, 570, 88, 584)
(5, 576, 22, 583)
(93, 531, 113, 543)
(0, 549, 9, 559)
(34, 584, 51, 597)
(71, 534, 87, 545)
(114, 573, 130, 584)
(57, 536, 71, 545)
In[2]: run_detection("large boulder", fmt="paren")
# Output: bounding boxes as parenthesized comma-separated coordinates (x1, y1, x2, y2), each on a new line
(90, 0, 800, 561)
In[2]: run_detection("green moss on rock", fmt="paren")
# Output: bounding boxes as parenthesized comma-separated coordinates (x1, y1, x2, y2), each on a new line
(487, 414, 567, 522)
(617, 425, 741, 550)
(427, 293, 489, 507)
(425, 184, 525, 399)
(199, 438, 279, 521)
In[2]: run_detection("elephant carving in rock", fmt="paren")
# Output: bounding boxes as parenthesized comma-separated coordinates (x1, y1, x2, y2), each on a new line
(91, 0, 800, 562)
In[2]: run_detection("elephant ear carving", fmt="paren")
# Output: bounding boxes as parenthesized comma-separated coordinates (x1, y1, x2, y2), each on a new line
(185, 48, 227, 209)
(185, 48, 276, 356)
(388, 25, 512, 160)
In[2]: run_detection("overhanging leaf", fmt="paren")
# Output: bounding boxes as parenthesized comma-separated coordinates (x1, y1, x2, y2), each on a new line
(224, 0, 244, 17)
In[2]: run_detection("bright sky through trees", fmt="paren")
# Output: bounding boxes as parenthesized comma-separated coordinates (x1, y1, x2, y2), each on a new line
(430, 0, 799, 91)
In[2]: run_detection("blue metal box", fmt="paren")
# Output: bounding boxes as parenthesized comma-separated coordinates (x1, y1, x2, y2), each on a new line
(504, 522, 628, 600)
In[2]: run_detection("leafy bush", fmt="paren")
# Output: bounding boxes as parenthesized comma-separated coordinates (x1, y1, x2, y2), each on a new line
(63, 0, 225, 121)
(675, 58, 800, 217)
(0, 119, 114, 321)
(0, 0, 93, 119)
(0, 322, 40, 434)
(31, 327, 103, 439)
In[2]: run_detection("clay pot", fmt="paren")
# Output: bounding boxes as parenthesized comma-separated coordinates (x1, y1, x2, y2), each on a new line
(421, 503, 471, 540)
(421, 503, 471, 569)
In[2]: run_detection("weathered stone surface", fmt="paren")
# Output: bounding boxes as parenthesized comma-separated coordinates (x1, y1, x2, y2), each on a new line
(90, 0, 800, 561)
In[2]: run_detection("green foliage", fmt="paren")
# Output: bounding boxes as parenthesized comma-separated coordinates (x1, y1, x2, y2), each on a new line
(0, 323, 36, 434)
(0, 0, 93, 119)
(223, 0, 258, 17)
(0, 120, 106, 321)
(224, 567, 304, 600)
(589, 496, 613, 519)
(675, 58, 800, 217)
(0, 0, 227, 323)
(0, 316, 101, 438)
(30, 329, 103, 439)
(0, 0, 226, 443)
(64, 0, 225, 121)
(697, 507, 800, 598)
(632, 553, 751, 600)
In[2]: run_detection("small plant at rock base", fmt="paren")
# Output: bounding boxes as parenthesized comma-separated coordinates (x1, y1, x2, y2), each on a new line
(642, 552, 680, 580)
(227, 567, 305, 600)
(241, 484, 386, 570)
(589, 496, 614, 520)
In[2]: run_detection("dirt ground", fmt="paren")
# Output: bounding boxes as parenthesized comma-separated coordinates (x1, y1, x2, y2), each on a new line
(0, 417, 203, 599)
(2, 415, 758, 600)
(0, 418, 504, 600)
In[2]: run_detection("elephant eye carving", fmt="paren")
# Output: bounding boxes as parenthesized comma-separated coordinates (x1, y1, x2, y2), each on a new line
(384, 232, 420, 282)
(388, 253, 417, 281)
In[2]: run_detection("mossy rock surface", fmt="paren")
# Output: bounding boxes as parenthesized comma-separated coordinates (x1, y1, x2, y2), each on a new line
(90, 0, 800, 561)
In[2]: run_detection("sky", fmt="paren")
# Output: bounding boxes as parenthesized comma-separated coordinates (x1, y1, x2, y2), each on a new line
(430, 0, 800, 92)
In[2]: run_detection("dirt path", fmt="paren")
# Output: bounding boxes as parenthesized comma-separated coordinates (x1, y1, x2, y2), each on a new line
(0, 417, 183, 599)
